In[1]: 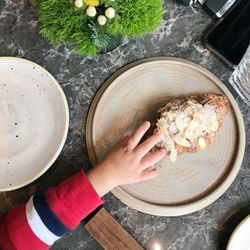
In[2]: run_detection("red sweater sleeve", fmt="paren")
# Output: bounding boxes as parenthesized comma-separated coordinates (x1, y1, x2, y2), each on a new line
(0, 170, 103, 249)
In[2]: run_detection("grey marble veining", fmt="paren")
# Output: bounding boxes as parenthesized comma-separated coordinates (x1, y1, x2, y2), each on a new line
(0, 0, 250, 249)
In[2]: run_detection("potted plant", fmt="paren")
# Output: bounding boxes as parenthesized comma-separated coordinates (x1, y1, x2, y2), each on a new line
(33, 0, 164, 56)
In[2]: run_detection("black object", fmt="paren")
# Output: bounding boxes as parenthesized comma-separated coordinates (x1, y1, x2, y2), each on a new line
(203, 0, 237, 18)
(203, 0, 250, 68)
(176, 0, 197, 6)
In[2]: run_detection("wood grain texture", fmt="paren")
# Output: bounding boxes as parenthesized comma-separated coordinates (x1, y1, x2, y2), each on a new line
(85, 208, 143, 250)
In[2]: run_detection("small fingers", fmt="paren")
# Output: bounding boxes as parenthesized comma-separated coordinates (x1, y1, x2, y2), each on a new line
(140, 168, 158, 181)
(140, 149, 166, 170)
(127, 121, 151, 150)
(135, 132, 164, 157)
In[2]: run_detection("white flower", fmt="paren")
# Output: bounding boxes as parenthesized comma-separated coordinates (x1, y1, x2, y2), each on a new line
(105, 7, 115, 19)
(86, 6, 97, 17)
(74, 0, 83, 8)
(97, 15, 107, 25)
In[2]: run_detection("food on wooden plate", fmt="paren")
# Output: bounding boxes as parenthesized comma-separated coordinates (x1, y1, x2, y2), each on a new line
(154, 94, 229, 162)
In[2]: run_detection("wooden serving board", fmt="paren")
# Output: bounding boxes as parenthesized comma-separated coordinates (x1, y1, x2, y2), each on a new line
(86, 57, 245, 216)
(85, 208, 143, 250)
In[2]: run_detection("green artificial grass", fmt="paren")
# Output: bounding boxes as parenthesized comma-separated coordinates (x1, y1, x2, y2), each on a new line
(34, 0, 164, 56)
(116, 0, 164, 37)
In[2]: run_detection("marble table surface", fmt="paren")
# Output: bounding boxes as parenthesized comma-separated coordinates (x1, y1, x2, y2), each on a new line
(1, 0, 250, 249)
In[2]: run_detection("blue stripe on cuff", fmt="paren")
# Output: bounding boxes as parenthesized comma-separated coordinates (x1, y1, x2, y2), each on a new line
(33, 193, 70, 237)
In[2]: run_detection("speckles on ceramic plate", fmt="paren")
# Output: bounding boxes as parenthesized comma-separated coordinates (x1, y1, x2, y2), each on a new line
(0, 57, 69, 191)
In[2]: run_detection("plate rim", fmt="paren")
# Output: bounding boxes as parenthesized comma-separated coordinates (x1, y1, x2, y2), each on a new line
(86, 57, 246, 216)
(226, 215, 250, 250)
(0, 56, 69, 191)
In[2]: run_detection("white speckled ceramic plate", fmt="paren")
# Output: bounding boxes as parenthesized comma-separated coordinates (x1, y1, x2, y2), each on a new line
(86, 57, 245, 216)
(0, 57, 69, 191)
(227, 215, 250, 250)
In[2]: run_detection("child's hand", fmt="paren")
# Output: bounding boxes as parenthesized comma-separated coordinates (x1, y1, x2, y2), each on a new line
(87, 121, 166, 197)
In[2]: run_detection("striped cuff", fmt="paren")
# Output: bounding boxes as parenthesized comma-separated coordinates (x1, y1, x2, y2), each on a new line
(1, 170, 103, 249)
(7, 204, 49, 250)
(26, 194, 70, 245)
(5, 193, 71, 249)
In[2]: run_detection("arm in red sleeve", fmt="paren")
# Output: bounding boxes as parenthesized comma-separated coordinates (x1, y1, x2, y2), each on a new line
(0, 170, 103, 250)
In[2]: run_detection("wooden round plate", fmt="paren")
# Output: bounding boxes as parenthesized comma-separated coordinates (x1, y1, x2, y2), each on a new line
(86, 57, 245, 216)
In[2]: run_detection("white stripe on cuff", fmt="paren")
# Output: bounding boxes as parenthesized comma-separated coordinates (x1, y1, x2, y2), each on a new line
(25, 196, 60, 245)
